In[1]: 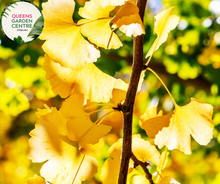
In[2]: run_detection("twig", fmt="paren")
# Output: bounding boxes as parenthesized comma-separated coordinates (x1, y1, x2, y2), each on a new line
(118, 0, 148, 183)
(131, 154, 154, 184)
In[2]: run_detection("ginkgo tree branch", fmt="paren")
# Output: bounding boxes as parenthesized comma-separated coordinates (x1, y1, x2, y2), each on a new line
(118, 0, 148, 183)
(131, 153, 153, 184)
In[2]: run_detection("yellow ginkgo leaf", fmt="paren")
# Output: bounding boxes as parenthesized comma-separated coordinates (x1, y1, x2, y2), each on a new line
(111, 79, 128, 104)
(79, 0, 115, 20)
(132, 134, 161, 166)
(117, 14, 145, 37)
(111, 70, 144, 105)
(40, 143, 98, 184)
(27, 175, 46, 184)
(100, 156, 121, 184)
(40, 0, 100, 69)
(146, 6, 180, 58)
(159, 176, 180, 184)
(139, 104, 163, 138)
(110, 2, 145, 37)
(35, 104, 51, 118)
(27, 107, 98, 184)
(81, 19, 122, 49)
(79, 0, 122, 49)
(141, 98, 214, 155)
(79, 0, 144, 49)
(44, 54, 126, 103)
(60, 94, 112, 146)
(101, 109, 123, 134)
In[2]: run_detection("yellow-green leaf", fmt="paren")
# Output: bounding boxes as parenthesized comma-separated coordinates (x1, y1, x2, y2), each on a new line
(146, 6, 179, 58)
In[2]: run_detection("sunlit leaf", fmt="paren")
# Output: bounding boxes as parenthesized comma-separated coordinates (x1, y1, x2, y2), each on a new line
(44, 54, 126, 103)
(132, 134, 161, 166)
(139, 104, 163, 138)
(60, 94, 112, 146)
(146, 6, 179, 58)
(111, 79, 128, 104)
(79, 0, 122, 49)
(110, 2, 145, 37)
(80, 18, 122, 49)
(39, 0, 100, 69)
(27, 106, 98, 184)
(101, 109, 123, 134)
(79, 0, 144, 49)
(79, 0, 114, 19)
(140, 98, 214, 154)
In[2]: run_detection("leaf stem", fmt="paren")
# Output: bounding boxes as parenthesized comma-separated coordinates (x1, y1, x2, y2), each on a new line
(149, 163, 163, 180)
(87, 106, 114, 115)
(76, 17, 111, 26)
(155, 147, 168, 182)
(145, 38, 159, 66)
(147, 67, 178, 107)
(118, 0, 148, 183)
(84, 103, 114, 111)
(94, 110, 115, 125)
(72, 155, 85, 184)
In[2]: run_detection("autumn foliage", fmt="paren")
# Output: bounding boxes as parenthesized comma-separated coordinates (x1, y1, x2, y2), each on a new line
(1, 0, 216, 184)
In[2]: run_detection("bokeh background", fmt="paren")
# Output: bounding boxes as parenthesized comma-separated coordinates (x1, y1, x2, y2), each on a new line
(0, 0, 220, 183)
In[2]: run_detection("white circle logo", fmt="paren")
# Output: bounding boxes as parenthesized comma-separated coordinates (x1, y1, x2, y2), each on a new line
(1, 1, 43, 44)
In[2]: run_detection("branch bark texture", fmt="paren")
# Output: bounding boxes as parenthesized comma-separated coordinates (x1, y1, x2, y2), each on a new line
(118, 0, 148, 183)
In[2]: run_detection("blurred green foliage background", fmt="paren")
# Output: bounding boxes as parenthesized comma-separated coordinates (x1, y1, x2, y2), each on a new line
(0, 0, 220, 183)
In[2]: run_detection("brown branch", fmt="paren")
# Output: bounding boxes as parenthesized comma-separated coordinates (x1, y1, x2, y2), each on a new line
(118, 0, 148, 183)
(131, 154, 154, 184)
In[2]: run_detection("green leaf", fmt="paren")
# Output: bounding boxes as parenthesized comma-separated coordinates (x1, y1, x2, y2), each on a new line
(34, 15, 44, 27)
(28, 15, 44, 37)
(13, 36, 25, 44)
(28, 26, 44, 37)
